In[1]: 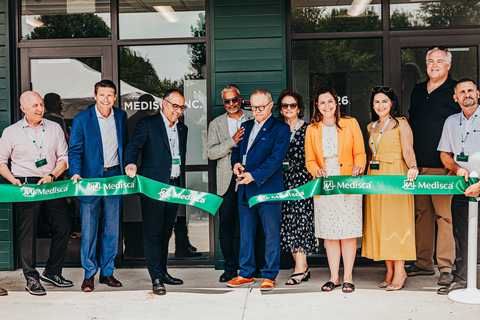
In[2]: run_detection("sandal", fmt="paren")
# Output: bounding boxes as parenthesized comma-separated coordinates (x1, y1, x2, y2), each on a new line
(342, 281, 355, 293)
(285, 269, 309, 285)
(321, 281, 341, 292)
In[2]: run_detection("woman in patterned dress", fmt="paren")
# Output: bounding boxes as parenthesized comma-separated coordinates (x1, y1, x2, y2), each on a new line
(305, 86, 366, 293)
(276, 90, 317, 285)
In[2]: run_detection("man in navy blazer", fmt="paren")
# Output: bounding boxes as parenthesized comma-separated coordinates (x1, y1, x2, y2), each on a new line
(125, 89, 188, 295)
(228, 89, 290, 291)
(69, 80, 128, 292)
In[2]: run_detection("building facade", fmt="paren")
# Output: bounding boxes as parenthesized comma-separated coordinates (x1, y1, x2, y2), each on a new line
(1, 0, 480, 271)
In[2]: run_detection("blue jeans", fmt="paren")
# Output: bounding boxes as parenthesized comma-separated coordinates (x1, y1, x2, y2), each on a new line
(79, 168, 122, 279)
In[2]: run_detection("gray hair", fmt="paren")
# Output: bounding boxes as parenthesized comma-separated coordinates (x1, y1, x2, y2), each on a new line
(426, 47, 452, 65)
(221, 84, 241, 97)
(251, 89, 272, 102)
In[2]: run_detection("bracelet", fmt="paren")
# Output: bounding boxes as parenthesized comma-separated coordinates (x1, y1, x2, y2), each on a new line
(410, 166, 418, 170)
(48, 173, 56, 182)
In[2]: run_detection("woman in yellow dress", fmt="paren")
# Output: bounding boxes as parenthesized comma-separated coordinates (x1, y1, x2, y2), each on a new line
(362, 86, 419, 291)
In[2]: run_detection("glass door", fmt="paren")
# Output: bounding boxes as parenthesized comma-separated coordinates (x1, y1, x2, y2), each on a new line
(20, 46, 112, 267)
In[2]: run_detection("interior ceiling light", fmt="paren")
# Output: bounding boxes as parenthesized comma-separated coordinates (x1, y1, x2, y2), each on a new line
(153, 6, 180, 23)
(347, 0, 372, 17)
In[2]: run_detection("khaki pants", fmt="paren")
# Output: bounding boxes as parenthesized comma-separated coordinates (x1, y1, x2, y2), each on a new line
(413, 167, 455, 273)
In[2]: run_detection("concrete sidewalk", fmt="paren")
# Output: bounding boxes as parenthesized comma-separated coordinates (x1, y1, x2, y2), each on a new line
(1, 266, 479, 319)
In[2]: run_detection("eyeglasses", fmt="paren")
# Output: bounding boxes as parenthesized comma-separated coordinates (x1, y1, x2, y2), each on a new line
(429, 46, 449, 52)
(164, 99, 186, 111)
(223, 97, 240, 105)
(281, 103, 298, 110)
(251, 101, 272, 112)
(372, 86, 393, 93)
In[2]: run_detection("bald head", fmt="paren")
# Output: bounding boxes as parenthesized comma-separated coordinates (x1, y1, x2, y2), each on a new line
(20, 91, 44, 127)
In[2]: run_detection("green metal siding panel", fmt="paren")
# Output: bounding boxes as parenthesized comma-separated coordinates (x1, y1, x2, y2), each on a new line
(0, 0, 13, 271)
(211, 0, 286, 270)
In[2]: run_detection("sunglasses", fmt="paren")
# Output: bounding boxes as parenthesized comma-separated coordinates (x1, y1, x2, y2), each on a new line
(429, 46, 449, 52)
(223, 97, 240, 105)
(164, 99, 186, 111)
(281, 103, 298, 110)
(372, 86, 393, 93)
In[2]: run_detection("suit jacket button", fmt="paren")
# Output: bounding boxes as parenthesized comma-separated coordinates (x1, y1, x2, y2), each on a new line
(98, 175, 101, 177)
(101, 162, 104, 165)
(340, 164, 343, 166)
(169, 168, 171, 171)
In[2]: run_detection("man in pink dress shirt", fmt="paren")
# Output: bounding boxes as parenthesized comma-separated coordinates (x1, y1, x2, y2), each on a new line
(0, 91, 72, 295)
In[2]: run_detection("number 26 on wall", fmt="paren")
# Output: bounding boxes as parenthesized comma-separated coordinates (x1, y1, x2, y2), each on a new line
(337, 96, 349, 105)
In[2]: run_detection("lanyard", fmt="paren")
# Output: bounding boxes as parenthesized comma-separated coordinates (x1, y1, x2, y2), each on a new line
(22, 118, 45, 158)
(167, 124, 179, 158)
(290, 119, 301, 142)
(370, 116, 391, 159)
(460, 113, 478, 154)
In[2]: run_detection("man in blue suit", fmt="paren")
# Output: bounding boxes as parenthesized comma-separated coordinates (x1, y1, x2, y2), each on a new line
(228, 89, 290, 291)
(125, 89, 188, 295)
(69, 80, 128, 292)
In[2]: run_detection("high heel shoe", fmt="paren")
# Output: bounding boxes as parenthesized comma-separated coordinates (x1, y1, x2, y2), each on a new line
(386, 284, 403, 291)
(379, 281, 390, 288)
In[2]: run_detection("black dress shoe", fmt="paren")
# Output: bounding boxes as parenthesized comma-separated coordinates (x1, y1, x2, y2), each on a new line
(162, 273, 183, 285)
(175, 247, 202, 258)
(437, 281, 467, 295)
(25, 280, 46, 296)
(219, 270, 238, 283)
(152, 279, 166, 295)
(41, 270, 74, 287)
(0, 287, 7, 296)
(188, 244, 197, 252)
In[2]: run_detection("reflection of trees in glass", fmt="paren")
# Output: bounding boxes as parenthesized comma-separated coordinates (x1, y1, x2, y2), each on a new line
(293, 39, 382, 112)
(291, 6, 381, 33)
(28, 14, 111, 39)
(187, 13, 206, 80)
(391, 2, 480, 28)
(120, 47, 182, 97)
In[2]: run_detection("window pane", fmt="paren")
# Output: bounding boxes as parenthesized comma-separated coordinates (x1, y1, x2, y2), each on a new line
(119, 0, 205, 39)
(292, 38, 382, 139)
(119, 44, 208, 165)
(21, 0, 111, 40)
(391, 0, 480, 28)
(401, 46, 478, 116)
(291, 0, 382, 33)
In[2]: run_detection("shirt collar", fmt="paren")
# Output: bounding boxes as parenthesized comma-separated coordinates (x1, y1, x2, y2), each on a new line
(95, 104, 114, 119)
(461, 105, 480, 121)
(23, 117, 44, 128)
(161, 109, 178, 128)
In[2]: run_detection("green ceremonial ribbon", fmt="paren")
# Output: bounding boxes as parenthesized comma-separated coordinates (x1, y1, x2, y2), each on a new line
(0, 175, 222, 216)
(248, 175, 478, 207)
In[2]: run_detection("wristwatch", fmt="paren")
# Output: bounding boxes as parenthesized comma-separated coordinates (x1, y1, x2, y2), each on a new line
(48, 173, 56, 182)
(410, 165, 418, 170)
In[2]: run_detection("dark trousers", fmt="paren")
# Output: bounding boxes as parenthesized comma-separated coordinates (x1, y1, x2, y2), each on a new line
(238, 197, 282, 281)
(451, 195, 472, 282)
(141, 178, 180, 282)
(16, 197, 71, 282)
(219, 175, 238, 271)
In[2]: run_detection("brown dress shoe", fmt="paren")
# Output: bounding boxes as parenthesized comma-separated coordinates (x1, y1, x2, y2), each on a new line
(81, 277, 94, 292)
(99, 275, 122, 287)
(0, 287, 8, 296)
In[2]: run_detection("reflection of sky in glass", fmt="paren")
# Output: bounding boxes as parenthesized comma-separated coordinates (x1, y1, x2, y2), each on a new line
(119, 11, 203, 39)
(126, 45, 193, 81)
(323, 5, 381, 17)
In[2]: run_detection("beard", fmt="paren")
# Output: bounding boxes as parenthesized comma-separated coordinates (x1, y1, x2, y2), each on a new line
(462, 97, 477, 108)
(226, 105, 240, 113)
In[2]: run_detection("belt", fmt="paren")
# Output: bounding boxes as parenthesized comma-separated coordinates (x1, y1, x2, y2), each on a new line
(170, 176, 180, 180)
(15, 177, 41, 184)
(104, 164, 120, 171)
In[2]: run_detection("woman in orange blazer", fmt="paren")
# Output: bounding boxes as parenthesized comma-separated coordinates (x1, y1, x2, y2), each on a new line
(305, 86, 366, 293)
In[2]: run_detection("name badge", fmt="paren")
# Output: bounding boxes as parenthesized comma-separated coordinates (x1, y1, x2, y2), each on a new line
(242, 155, 247, 166)
(282, 161, 290, 171)
(369, 161, 380, 170)
(35, 158, 48, 168)
(456, 153, 469, 162)
(172, 157, 180, 165)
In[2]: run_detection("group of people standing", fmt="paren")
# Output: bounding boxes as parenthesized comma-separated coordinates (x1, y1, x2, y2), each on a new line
(210, 46, 479, 295)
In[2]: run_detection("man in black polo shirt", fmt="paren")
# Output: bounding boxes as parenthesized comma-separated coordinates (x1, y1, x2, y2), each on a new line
(406, 47, 461, 286)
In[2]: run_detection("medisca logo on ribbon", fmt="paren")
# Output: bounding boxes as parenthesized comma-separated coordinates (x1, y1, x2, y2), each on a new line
(158, 188, 206, 203)
(402, 180, 454, 190)
(87, 182, 102, 192)
(323, 180, 335, 191)
(402, 180, 415, 190)
(22, 186, 69, 198)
